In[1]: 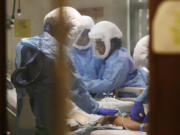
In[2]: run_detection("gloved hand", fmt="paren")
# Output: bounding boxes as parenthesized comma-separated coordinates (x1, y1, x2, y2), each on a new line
(130, 101, 146, 122)
(96, 108, 118, 115)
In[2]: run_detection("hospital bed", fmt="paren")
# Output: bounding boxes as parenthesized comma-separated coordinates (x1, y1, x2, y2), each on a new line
(6, 88, 17, 135)
(91, 130, 147, 135)
(68, 96, 148, 135)
(6, 83, 147, 135)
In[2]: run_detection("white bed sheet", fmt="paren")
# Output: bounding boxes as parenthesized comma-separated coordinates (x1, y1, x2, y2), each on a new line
(91, 130, 147, 135)
(7, 88, 17, 110)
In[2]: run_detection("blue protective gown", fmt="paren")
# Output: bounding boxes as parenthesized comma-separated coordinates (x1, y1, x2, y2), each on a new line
(71, 47, 102, 79)
(15, 32, 100, 127)
(70, 73, 99, 114)
(15, 32, 57, 128)
(84, 47, 146, 94)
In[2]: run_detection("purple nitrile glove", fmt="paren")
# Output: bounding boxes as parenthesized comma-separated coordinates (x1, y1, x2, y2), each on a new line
(130, 101, 146, 122)
(96, 108, 118, 115)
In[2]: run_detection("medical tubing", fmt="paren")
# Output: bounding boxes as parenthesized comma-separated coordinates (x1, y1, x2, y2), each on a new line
(11, 52, 44, 88)
(121, 115, 129, 130)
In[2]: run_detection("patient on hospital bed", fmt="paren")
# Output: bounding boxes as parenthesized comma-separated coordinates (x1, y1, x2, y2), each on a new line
(67, 98, 148, 134)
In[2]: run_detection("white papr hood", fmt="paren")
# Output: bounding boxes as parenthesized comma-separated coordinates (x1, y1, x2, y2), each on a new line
(89, 21, 123, 59)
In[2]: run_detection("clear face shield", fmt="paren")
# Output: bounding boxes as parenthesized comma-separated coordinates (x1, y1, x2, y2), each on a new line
(92, 38, 111, 59)
(94, 39, 106, 55)
(73, 29, 92, 50)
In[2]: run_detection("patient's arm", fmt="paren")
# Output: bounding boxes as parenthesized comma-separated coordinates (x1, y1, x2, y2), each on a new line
(96, 115, 148, 132)
(123, 116, 148, 132)
(96, 116, 120, 126)
(122, 116, 141, 130)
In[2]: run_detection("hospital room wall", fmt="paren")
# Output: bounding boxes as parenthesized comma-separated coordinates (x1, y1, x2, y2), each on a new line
(6, 0, 54, 74)
(67, 0, 129, 49)
(6, 0, 129, 73)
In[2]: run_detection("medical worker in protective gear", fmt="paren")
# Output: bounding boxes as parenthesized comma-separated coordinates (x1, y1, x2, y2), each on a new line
(130, 35, 149, 123)
(13, 7, 118, 133)
(71, 16, 101, 79)
(14, 8, 60, 134)
(65, 14, 118, 115)
(83, 21, 146, 96)
(44, 8, 118, 116)
(133, 35, 149, 69)
(45, 8, 117, 116)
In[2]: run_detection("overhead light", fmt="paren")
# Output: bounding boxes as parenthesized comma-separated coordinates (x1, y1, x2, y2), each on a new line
(17, 8, 22, 16)
(11, 0, 16, 22)
(17, 0, 22, 16)
(10, 21, 14, 28)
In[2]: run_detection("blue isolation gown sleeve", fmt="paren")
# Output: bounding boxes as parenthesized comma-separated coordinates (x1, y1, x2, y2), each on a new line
(84, 51, 130, 94)
(135, 68, 149, 103)
(71, 47, 102, 80)
(135, 87, 148, 103)
(69, 73, 99, 114)
(15, 43, 24, 68)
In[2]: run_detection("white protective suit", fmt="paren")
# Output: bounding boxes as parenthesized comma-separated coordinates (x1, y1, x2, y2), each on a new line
(133, 35, 149, 69)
